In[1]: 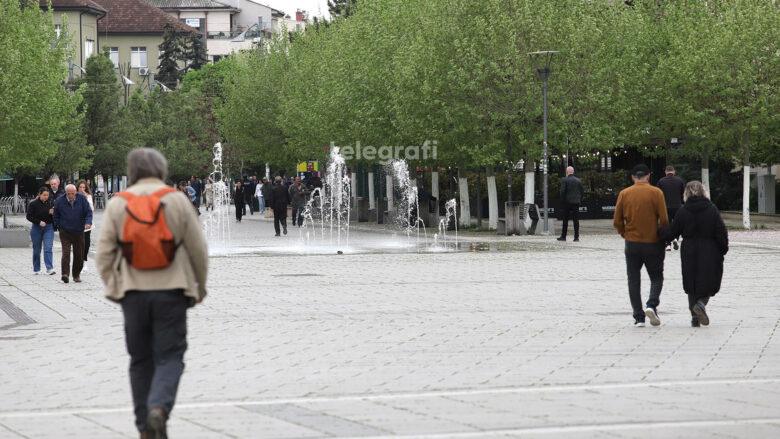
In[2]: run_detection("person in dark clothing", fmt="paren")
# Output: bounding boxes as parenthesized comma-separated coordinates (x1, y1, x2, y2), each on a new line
(27, 187, 56, 275)
(261, 177, 272, 203)
(53, 184, 93, 283)
(558, 166, 584, 242)
(191, 176, 202, 210)
(656, 165, 685, 250)
(46, 175, 65, 230)
(659, 181, 728, 327)
(268, 176, 291, 236)
(234, 181, 245, 222)
(289, 177, 309, 227)
(242, 175, 254, 215)
(613, 164, 669, 327)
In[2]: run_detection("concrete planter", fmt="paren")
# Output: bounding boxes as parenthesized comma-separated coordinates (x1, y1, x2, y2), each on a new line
(0, 228, 30, 248)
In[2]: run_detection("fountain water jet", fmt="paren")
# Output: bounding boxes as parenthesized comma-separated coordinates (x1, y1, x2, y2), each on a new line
(203, 142, 231, 251)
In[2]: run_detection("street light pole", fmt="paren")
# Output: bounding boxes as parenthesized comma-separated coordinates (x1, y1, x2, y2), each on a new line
(529, 51, 558, 235)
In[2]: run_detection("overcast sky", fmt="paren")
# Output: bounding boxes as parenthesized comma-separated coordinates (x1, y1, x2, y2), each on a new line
(259, 0, 331, 20)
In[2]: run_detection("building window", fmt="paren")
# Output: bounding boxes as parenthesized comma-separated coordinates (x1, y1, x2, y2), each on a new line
(131, 47, 147, 68)
(85, 39, 94, 58)
(54, 24, 61, 38)
(109, 47, 119, 68)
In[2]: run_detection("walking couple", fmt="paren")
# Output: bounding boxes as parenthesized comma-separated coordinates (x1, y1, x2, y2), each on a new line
(614, 164, 729, 327)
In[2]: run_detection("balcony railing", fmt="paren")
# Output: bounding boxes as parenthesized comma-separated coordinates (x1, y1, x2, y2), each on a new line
(207, 30, 243, 39)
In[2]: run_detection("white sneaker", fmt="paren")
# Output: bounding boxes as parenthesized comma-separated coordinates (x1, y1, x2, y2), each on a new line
(46, 268, 56, 275)
(645, 307, 661, 326)
(634, 321, 645, 327)
(33, 271, 41, 275)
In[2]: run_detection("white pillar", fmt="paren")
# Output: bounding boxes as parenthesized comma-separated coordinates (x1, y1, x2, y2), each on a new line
(368, 172, 375, 210)
(701, 167, 710, 194)
(431, 171, 439, 219)
(524, 164, 535, 228)
(743, 165, 751, 229)
(487, 175, 498, 230)
(386, 174, 393, 209)
(458, 175, 470, 227)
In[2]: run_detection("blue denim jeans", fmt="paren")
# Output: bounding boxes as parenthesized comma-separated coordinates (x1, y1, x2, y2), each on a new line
(257, 196, 265, 214)
(30, 223, 54, 272)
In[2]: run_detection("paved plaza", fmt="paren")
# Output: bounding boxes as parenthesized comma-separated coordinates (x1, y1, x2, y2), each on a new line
(1, 211, 780, 438)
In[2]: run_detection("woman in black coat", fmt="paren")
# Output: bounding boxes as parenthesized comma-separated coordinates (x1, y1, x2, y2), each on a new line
(234, 181, 245, 222)
(659, 181, 728, 327)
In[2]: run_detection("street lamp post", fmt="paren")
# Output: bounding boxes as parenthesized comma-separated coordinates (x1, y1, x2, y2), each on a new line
(528, 51, 558, 235)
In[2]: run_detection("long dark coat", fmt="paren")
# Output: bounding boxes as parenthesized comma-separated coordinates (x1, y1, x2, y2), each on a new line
(268, 183, 291, 216)
(659, 196, 728, 299)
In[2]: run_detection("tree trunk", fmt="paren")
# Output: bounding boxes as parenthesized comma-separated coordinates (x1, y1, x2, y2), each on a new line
(458, 166, 470, 227)
(742, 130, 751, 230)
(701, 143, 710, 194)
(486, 165, 498, 230)
(367, 171, 375, 210)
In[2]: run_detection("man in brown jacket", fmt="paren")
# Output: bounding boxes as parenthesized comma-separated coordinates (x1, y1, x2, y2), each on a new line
(97, 148, 208, 439)
(613, 164, 669, 327)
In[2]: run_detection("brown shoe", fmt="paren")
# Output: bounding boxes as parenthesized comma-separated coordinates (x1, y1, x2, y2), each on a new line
(147, 408, 168, 439)
(73, 277, 81, 283)
(61, 276, 69, 283)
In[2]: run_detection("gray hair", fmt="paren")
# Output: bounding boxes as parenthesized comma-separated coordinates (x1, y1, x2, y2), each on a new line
(683, 180, 709, 202)
(127, 148, 168, 185)
(274, 176, 282, 183)
(50, 174, 60, 183)
(64, 184, 76, 192)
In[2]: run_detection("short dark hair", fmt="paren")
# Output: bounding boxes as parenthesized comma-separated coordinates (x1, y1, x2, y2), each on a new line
(632, 164, 651, 178)
(665, 165, 675, 173)
(38, 186, 49, 195)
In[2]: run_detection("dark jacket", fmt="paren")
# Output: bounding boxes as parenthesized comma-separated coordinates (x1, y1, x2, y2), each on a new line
(269, 183, 291, 211)
(261, 182, 272, 200)
(656, 174, 685, 208)
(659, 196, 728, 298)
(27, 198, 53, 225)
(242, 178, 254, 203)
(288, 183, 309, 208)
(53, 193, 93, 234)
(560, 174, 584, 205)
(191, 179, 201, 197)
(46, 186, 64, 210)
(234, 186, 245, 205)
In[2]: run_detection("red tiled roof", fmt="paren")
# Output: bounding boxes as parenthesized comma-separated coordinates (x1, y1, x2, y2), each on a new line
(39, 0, 107, 15)
(96, 0, 201, 34)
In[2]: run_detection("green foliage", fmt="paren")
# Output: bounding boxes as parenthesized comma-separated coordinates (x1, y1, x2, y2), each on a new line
(157, 23, 183, 90)
(328, 0, 357, 18)
(0, 0, 83, 178)
(183, 32, 208, 73)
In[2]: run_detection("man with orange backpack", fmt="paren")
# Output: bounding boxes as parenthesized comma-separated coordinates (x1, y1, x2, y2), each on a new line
(97, 148, 208, 439)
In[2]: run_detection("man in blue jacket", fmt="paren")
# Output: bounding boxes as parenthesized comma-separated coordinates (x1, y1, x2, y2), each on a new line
(53, 184, 93, 283)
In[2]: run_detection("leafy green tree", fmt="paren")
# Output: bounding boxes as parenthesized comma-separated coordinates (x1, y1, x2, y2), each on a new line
(74, 50, 126, 176)
(328, 0, 357, 18)
(183, 32, 208, 73)
(157, 23, 183, 90)
(0, 0, 83, 204)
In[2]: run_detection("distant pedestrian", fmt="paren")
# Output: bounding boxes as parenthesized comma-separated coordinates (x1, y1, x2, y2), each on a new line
(53, 184, 93, 283)
(204, 178, 213, 211)
(289, 176, 308, 227)
(96, 148, 208, 439)
(46, 174, 65, 214)
(251, 176, 260, 212)
(76, 180, 94, 269)
(254, 177, 265, 214)
(178, 181, 199, 215)
(234, 181, 245, 222)
(268, 176, 290, 236)
(613, 164, 669, 327)
(656, 165, 685, 251)
(261, 177, 272, 212)
(191, 176, 202, 210)
(660, 181, 728, 327)
(26, 187, 56, 276)
(557, 166, 584, 242)
(242, 175, 253, 215)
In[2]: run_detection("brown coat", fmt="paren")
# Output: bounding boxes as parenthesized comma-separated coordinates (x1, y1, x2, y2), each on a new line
(96, 178, 208, 306)
(613, 181, 669, 243)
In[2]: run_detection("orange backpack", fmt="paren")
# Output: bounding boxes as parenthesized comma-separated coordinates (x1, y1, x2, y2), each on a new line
(114, 187, 179, 270)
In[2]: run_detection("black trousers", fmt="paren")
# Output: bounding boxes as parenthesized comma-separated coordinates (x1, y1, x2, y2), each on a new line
(561, 202, 580, 239)
(624, 241, 665, 322)
(273, 207, 287, 235)
(291, 206, 305, 226)
(235, 202, 244, 221)
(83, 230, 91, 261)
(666, 207, 679, 223)
(121, 290, 188, 432)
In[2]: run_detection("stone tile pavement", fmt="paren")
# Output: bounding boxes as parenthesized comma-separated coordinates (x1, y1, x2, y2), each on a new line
(1, 212, 779, 438)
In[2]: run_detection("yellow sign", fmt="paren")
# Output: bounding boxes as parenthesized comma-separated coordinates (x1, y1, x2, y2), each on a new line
(297, 161, 319, 173)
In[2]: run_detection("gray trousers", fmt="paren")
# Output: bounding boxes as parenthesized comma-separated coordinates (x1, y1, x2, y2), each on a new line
(121, 290, 188, 432)
(624, 241, 665, 322)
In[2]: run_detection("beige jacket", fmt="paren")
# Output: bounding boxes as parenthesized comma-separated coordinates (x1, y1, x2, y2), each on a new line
(96, 178, 208, 306)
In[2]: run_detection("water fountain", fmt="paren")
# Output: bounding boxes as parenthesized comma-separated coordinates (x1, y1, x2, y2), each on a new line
(298, 147, 352, 249)
(203, 142, 231, 252)
(433, 198, 458, 247)
(390, 160, 426, 242)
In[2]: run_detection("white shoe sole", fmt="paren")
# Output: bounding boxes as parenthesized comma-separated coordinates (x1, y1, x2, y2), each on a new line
(645, 308, 661, 326)
(634, 322, 645, 327)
